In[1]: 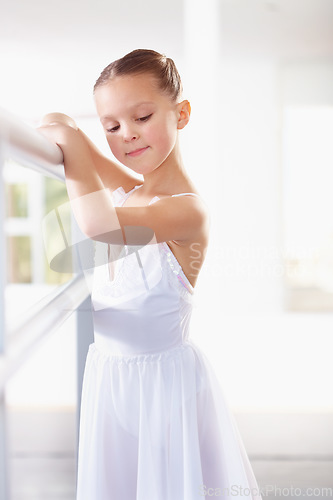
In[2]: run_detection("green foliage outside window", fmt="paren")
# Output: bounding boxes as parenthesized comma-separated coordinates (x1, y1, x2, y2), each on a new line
(6, 183, 28, 218)
(5, 170, 73, 285)
(44, 178, 73, 284)
(7, 236, 31, 283)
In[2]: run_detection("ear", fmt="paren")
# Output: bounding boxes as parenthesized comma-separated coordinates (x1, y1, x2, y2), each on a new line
(177, 100, 191, 130)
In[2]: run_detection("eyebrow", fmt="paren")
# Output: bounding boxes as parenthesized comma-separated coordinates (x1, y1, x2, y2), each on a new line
(100, 101, 155, 122)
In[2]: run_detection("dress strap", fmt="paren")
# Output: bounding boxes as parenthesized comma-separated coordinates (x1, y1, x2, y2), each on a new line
(149, 192, 202, 205)
(171, 193, 200, 198)
(114, 187, 201, 207)
(111, 185, 143, 207)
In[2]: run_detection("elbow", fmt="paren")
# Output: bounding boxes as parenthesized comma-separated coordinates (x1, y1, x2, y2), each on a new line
(77, 218, 103, 242)
(79, 221, 125, 245)
(79, 223, 96, 241)
(69, 201, 126, 244)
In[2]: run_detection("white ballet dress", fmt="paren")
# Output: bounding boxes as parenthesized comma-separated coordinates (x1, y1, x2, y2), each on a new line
(76, 185, 262, 500)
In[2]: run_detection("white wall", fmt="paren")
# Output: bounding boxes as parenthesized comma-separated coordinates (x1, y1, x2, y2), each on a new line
(5, 285, 77, 408)
(190, 59, 332, 414)
(3, 2, 333, 422)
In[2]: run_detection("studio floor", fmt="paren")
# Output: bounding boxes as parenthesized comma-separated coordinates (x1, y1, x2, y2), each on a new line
(7, 456, 333, 500)
(5, 408, 333, 500)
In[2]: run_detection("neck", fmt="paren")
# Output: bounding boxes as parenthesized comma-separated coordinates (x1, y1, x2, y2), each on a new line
(141, 137, 190, 195)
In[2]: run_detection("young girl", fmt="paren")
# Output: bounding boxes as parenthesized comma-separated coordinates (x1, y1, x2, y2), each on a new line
(38, 49, 262, 500)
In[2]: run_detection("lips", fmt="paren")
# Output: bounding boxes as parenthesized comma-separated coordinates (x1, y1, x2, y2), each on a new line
(126, 146, 149, 157)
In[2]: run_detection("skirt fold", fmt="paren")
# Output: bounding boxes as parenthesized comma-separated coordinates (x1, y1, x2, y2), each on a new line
(76, 342, 262, 500)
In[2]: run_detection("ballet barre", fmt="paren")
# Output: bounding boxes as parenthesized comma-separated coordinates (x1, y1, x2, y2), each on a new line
(0, 273, 88, 394)
(0, 107, 92, 500)
(0, 106, 64, 181)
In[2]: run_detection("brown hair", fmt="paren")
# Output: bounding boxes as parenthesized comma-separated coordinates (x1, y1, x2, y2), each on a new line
(93, 49, 183, 101)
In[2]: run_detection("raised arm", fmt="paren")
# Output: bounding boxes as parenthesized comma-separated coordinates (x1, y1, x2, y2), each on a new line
(37, 116, 209, 246)
(38, 113, 142, 193)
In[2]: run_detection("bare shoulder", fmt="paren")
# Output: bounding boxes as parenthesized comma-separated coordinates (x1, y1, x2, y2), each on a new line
(171, 195, 210, 252)
(145, 191, 210, 244)
(164, 196, 210, 287)
(170, 193, 210, 234)
(182, 194, 210, 242)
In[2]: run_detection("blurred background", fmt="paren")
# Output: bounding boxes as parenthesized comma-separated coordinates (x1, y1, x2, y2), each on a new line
(1, 0, 333, 498)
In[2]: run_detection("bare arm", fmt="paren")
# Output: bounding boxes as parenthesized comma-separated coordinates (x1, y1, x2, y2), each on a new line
(39, 113, 142, 192)
(37, 117, 209, 246)
(77, 128, 142, 193)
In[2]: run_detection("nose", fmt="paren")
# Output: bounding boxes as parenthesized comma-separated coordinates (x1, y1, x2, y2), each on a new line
(123, 124, 139, 143)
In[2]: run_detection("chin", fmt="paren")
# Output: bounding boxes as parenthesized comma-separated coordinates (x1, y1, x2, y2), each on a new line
(124, 161, 161, 176)
(133, 166, 157, 175)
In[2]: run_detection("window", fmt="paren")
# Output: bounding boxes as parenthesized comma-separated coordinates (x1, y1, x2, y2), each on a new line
(4, 160, 72, 285)
(282, 106, 333, 311)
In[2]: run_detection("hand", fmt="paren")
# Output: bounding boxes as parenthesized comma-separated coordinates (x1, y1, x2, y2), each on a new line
(36, 123, 69, 148)
(39, 112, 78, 130)
(36, 114, 79, 148)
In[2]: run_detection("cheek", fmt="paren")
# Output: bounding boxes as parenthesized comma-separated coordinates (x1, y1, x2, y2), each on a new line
(164, 113, 179, 142)
(149, 118, 177, 150)
(106, 136, 121, 157)
(163, 123, 178, 151)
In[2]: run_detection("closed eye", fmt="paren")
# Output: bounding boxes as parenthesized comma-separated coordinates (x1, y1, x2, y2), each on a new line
(137, 114, 153, 122)
(106, 125, 120, 133)
(106, 114, 152, 133)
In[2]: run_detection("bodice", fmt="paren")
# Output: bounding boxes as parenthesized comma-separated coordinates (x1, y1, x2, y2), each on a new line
(91, 186, 195, 357)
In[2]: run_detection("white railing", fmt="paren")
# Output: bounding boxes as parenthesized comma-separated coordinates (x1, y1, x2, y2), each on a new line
(0, 107, 64, 181)
(0, 274, 88, 392)
(0, 106, 93, 500)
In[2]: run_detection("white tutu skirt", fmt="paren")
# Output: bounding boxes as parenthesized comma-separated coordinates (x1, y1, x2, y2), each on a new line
(76, 341, 262, 500)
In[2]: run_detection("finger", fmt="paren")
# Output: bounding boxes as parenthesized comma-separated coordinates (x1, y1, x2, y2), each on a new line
(39, 113, 78, 130)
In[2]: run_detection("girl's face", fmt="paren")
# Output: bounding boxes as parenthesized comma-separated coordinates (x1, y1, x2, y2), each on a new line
(94, 73, 182, 175)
